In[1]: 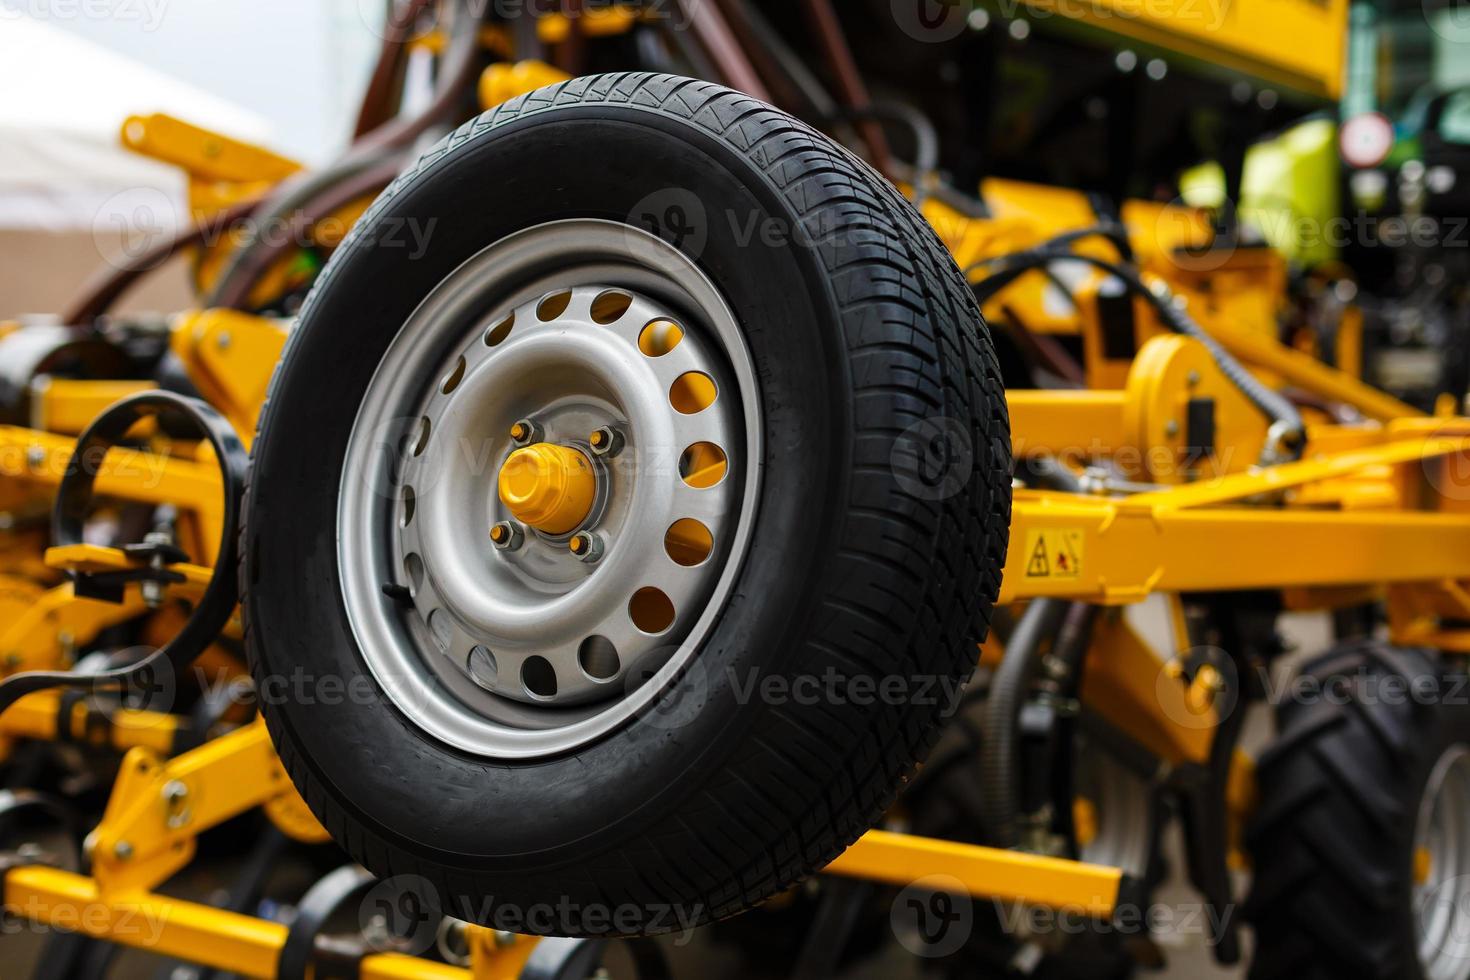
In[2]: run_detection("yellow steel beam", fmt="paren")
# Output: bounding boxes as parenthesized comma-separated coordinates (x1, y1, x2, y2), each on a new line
(1017, 0, 1347, 100)
(3, 866, 466, 980)
(0, 427, 223, 509)
(1002, 493, 1470, 603)
(0, 689, 177, 755)
(1209, 317, 1423, 423)
(828, 829, 1122, 917)
(1119, 432, 1470, 511)
(120, 114, 301, 186)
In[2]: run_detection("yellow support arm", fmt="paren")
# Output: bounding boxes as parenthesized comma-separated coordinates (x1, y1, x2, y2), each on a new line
(828, 829, 1123, 917)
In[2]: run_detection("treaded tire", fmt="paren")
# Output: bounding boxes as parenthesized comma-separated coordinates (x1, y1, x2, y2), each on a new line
(242, 74, 1010, 936)
(1246, 640, 1470, 979)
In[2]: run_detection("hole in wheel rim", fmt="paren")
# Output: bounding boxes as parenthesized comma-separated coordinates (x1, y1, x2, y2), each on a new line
(669, 372, 717, 414)
(665, 518, 713, 566)
(639, 319, 684, 356)
(537, 290, 572, 321)
(590, 290, 633, 324)
(467, 646, 497, 689)
(522, 656, 558, 698)
(629, 588, 676, 634)
(404, 552, 424, 590)
(578, 636, 620, 680)
(440, 355, 466, 394)
(485, 312, 514, 346)
(401, 485, 416, 527)
(427, 609, 451, 651)
(679, 443, 728, 489)
(412, 417, 431, 456)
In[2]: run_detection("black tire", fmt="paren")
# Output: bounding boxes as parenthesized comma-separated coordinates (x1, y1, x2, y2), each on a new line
(243, 74, 1010, 936)
(1246, 641, 1470, 979)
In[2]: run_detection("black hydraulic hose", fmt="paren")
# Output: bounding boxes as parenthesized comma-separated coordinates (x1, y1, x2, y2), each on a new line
(972, 248, 1306, 462)
(969, 224, 1133, 307)
(980, 596, 1068, 848)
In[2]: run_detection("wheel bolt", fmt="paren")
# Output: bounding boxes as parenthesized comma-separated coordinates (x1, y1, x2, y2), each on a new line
(490, 521, 524, 551)
(588, 425, 624, 458)
(568, 531, 604, 563)
(509, 419, 542, 446)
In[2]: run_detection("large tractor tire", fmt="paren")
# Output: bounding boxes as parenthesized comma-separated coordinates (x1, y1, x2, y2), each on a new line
(243, 74, 1011, 936)
(1247, 641, 1470, 980)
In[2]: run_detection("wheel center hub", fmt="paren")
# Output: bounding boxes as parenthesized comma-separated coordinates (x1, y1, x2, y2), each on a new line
(497, 443, 596, 534)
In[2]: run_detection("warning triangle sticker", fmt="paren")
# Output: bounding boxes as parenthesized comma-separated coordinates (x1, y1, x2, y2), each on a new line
(1027, 536, 1050, 577)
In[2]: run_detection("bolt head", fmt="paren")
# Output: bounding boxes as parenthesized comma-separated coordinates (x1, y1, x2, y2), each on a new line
(113, 841, 134, 861)
(588, 426, 624, 458)
(490, 521, 524, 552)
(569, 532, 604, 563)
(509, 419, 541, 446)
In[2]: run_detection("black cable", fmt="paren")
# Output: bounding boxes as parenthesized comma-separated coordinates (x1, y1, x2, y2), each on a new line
(971, 246, 1305, 461)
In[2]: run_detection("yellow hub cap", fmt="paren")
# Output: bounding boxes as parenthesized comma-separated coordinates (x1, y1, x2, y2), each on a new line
(497, 443, 596, 534)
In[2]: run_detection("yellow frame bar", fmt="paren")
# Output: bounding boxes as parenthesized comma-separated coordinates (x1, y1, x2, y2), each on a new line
(4, 866, 466, 980)
(1002, 433, 1470, 603)
(828, 829, 1122, 917)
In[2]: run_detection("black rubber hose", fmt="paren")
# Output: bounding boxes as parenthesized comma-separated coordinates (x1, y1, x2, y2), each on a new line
(979, 596, 1068, 848)
(972, 248, 1305, 461)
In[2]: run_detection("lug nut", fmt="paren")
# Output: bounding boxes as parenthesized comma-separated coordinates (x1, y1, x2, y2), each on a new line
(509, 419, 542, 446)
(588, 425, 624, 458)
(490, 521, 525, 551)
(568, 532, 605, 563)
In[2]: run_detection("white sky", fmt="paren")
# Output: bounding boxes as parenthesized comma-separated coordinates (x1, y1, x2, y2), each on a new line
(0, 0, 385, 164)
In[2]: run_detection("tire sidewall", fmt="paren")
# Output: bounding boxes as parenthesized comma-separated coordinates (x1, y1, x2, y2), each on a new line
(246, 105, 862, 869)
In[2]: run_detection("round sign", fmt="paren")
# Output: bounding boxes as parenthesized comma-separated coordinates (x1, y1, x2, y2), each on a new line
(1340, 112, 1395, 169)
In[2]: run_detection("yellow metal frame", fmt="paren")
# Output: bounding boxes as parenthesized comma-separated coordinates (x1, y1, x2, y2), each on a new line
(2, 5, 1459, 970)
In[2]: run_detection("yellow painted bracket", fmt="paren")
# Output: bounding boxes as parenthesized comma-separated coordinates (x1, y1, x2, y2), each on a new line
(0, 581, 148, 677)
(45, 543, 212, 595)
(88, 720, 326, 895)
(171, 309, 288, 446)
(120, 112, 301, 215)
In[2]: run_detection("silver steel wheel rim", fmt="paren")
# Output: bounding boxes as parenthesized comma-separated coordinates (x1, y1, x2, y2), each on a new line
(337, 219, 761, 759)
(1415, 745, 1470, 980)
(1075, 738, 1152, 877)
